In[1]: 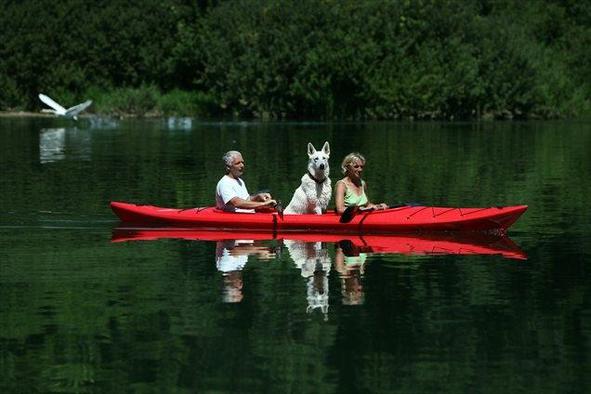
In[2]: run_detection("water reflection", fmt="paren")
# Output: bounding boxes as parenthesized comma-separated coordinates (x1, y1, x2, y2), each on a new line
(166, 116, 193, 131)
(4, 119, 589, 392)
(113, 229, 527, 313)
(284, 240, 331, 318)
(39, 127, 91, 163)
(88, 115, 119, 129)
(215, 239, 276, 303)
(335, 240, 367, 306)
(39, 127, 65, 163)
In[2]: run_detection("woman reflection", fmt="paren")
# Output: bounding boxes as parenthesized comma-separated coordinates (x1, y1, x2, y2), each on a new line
(334, 240, 368, 306)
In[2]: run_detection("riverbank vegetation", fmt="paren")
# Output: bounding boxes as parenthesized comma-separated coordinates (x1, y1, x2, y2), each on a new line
(1, 0, 589, 120)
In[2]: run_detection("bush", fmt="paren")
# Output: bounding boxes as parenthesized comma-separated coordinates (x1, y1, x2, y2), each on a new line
(89, 85, 159, 117)
(158, 90, 218, 117)
(1, 0, 590, 119)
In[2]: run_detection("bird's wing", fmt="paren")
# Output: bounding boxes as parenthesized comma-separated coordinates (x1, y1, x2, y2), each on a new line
(38, 94, 66, 113)
(66, 100, 92, 117)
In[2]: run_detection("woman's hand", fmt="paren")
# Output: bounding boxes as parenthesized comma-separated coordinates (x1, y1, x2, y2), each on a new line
(366, 203, 388, 210)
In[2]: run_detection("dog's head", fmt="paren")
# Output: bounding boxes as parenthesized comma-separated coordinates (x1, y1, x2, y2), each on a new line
(307, 141, 330, 179)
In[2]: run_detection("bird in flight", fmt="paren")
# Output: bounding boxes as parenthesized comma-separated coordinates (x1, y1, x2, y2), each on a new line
(39, 93, 92, 120)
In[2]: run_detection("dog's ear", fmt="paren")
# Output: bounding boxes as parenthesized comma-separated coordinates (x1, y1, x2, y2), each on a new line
(307, 142, 317, 157)
(321, 141, 330, 156)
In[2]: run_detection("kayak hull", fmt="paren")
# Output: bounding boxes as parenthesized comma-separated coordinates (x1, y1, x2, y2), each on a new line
(110, 201, 527, 234)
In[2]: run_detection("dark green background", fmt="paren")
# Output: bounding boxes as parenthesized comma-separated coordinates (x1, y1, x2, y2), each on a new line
(2, 0, 590, 119)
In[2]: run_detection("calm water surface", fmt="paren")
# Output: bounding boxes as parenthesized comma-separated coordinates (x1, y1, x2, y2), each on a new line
(1, 117, 590, 393)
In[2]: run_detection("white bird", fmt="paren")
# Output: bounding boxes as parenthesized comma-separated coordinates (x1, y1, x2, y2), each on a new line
(39, 93, 92, 120)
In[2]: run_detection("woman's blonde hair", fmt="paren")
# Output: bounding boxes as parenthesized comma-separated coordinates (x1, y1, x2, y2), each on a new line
(341, 152, 366, 174)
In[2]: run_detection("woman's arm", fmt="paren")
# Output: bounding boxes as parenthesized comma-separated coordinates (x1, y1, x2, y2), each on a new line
(335, 180, 347, 214)
(363, 181, 388, 210)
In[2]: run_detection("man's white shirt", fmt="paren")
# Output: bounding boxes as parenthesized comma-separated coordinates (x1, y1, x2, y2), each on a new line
(215, 175, 254, 213)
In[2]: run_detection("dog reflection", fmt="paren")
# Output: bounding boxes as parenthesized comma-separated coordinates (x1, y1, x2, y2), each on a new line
(216, 240, 275, 303)
(284, 240, 331, 319)
(335, 240, 367, 306)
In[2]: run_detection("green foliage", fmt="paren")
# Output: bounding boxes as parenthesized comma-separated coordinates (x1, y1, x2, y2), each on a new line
(174, 0, 591, 119)
(158, 89, 218, 117)
(0, 75, 22, 110)
(0, 0, 189, 108)
(0, 0, 590, 119)
(89, 85, 160, 116)
(85, 85, 217, 117)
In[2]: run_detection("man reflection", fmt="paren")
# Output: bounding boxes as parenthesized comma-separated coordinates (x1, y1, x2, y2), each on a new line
(216, 240, 275, 303)
(334, 240, 368, 306)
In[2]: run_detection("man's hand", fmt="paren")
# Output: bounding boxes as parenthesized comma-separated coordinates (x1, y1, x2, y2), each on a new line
(255, 198, 277, 212)
(263, 198, 277, 206)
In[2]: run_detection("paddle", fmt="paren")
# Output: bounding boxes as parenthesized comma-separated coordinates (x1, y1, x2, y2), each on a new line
(255, 189, 283, 218)
(339, 202, 423, 224)
(339, 205, 370, 223)
(274, 200, 284, 219)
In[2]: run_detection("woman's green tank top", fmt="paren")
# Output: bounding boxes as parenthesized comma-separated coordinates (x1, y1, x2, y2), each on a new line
(341, 180, 368, 207)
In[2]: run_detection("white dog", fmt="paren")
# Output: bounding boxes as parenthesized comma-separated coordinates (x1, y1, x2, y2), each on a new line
(284, 141, 332, 215)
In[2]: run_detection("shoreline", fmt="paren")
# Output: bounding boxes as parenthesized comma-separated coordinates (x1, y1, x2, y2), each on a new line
(1, 111, 588, 123)
(0, 111, 164, 119)
(0, 111, 52, 118)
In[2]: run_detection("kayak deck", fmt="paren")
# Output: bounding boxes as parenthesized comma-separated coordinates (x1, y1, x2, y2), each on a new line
(111, 201, 527, 234)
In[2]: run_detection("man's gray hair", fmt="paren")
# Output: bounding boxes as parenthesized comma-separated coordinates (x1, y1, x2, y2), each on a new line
(223, 150, 241, 170)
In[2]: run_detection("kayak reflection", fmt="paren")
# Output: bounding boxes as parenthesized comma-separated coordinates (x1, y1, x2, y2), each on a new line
(112, 228, 527, 260)
(112, 228, 527, 310)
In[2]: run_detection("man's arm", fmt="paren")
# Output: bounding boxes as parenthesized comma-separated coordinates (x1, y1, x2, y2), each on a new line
(228, 196, 276, 210)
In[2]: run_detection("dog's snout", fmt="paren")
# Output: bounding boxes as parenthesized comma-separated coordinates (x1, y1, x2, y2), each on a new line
(319, 163, 325, 170)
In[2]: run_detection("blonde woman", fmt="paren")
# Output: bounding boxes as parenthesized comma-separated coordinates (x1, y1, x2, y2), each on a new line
(335, 152, 388, 215)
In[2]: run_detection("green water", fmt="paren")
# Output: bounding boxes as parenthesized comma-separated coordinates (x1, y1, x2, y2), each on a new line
(1, 117, 590, 393)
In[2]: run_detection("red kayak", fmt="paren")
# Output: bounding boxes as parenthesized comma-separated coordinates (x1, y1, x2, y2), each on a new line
(110, 201, 527, 234)
(111, 228, 527, 260)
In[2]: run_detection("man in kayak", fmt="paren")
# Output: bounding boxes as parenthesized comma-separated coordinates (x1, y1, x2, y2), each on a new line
(216, 150, 277, 212)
